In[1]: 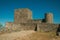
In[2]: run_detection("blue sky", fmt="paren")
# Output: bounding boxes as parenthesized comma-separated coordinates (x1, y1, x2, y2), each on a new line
(0, 0, 60, 26)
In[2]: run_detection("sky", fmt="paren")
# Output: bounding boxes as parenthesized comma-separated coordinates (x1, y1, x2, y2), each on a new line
(0, 0, 60, 26)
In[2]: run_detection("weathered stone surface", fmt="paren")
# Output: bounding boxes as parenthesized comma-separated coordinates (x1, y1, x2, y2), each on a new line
(45, 13, 53, 23)
(4, 8, 59, 33)
(14, 8, 32, 23)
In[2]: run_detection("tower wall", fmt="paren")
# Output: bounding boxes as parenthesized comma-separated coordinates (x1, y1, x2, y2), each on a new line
(45, 13, 53, 23)
(14, 8, 32, 24)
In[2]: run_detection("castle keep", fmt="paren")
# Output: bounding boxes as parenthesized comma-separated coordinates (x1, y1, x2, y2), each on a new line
(5, 8, 59, 32)
(14, 8, 32, 23)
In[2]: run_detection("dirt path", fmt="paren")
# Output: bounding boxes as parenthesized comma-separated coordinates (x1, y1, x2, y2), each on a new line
(0, 31, 60, 40)
(0, 30, 35, 40)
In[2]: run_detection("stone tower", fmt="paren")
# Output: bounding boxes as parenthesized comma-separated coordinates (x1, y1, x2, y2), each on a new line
(14, 8, 32, 24)
(45, 13, 53, 23)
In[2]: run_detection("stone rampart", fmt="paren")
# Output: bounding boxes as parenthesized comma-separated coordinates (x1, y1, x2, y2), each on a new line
(38, 23, 59, 32)
(5, 22, 59, 32)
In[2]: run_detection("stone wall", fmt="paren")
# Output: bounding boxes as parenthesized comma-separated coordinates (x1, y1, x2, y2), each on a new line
(27, 19, 42, 23)
(4, 8, 59, 33)
(37, 23, 59, 32)
(14, 8, 32, 24)
(5, 22, 13, 27)
(5, 22, 59, 32)
(45, 13, 53, 23)
(20, 23, 36, 30)
(5, 23, 36, 31)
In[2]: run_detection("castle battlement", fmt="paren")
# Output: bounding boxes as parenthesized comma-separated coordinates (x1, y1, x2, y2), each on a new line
(5, 8, 59, 32)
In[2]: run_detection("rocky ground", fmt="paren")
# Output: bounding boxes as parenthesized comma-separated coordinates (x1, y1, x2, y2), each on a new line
(0, 30, 60, 40)
(0, 30, 35, 40)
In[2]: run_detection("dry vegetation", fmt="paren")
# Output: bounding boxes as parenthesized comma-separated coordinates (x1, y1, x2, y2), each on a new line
(0, 30, 60, 40)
